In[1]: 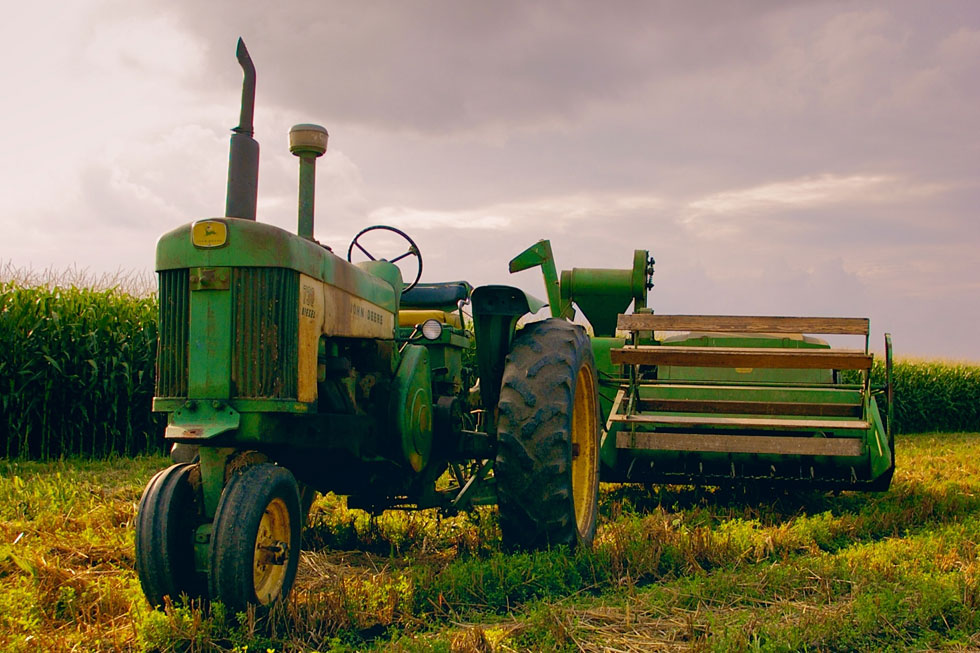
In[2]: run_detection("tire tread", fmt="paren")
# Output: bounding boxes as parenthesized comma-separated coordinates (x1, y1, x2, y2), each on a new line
(495, 319, 599, 550)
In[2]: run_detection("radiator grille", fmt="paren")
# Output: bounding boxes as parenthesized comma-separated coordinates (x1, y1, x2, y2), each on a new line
(231, 268, 299, 399)
(156, 269, 189, 398)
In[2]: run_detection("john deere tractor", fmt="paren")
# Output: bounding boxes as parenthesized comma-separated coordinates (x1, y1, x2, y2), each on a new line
(135, 40, 602, 612)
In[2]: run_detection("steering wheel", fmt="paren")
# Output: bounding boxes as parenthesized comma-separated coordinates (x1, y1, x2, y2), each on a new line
(346, 225, 423, 293)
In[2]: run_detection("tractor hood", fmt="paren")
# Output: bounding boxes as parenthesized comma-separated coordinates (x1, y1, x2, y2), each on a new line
(156, 217, 398, 314)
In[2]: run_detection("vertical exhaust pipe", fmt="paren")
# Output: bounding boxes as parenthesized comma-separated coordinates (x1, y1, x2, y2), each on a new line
(289, 124, 328, 240)
(225, 38, 259, 220)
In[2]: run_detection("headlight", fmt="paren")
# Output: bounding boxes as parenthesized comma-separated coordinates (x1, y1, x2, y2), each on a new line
(421, 319, 443, 340)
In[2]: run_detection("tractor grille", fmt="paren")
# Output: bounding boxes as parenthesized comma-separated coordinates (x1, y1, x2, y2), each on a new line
(155, 267, 299, 400)
(156, 269, 189, 398)
(230, 268, 299, 399)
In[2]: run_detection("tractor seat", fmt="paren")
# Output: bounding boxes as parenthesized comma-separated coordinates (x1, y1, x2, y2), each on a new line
(401, 281, 472, 310)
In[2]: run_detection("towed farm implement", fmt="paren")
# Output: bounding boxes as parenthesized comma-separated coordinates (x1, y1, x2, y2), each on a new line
(606, 314, 894, 490)
(136, 40, 893, 614)
(508, 243, 894, 492)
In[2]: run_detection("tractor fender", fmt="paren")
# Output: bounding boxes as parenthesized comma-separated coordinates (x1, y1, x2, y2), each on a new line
(470, 285, 546, 431)
(471, 284, 546, 318)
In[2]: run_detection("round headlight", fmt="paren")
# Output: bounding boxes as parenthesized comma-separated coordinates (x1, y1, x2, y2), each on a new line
(421, 319, 443, 340)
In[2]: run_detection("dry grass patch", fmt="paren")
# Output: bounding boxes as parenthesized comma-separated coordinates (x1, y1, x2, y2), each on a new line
(3, 433, 980, 651)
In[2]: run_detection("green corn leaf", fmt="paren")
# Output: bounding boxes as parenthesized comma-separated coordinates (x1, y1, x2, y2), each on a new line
(42, 355, 63, 374)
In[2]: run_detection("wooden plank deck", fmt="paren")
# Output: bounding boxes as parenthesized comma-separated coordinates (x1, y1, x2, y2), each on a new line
(609, 413, 870, 430)
(610, 346, 873, 370)
(636, 397, 863, 417)
(617, 314, 870, 335)
(616, 431, 865, 456)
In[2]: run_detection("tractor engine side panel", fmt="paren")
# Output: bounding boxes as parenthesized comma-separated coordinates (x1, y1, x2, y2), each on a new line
(298, 273, 396, 404)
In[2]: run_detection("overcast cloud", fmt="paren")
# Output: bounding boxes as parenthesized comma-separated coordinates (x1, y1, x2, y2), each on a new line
(2, 1, 978, 359)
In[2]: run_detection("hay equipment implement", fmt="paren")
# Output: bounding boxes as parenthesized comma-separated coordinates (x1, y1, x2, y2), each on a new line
(509, 242, 895, 492)
(606, 315, 893, 489)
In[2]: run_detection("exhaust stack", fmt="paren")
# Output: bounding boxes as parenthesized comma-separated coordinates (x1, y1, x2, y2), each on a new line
(225, 38, 259, 220)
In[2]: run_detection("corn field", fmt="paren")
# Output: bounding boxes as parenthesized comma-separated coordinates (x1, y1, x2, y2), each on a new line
(1, 274, 979, 460)
(847, 359, 980, 435)
(0, 280, 164, 459)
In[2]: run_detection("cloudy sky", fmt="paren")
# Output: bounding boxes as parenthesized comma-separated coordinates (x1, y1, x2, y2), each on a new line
(2, 1, 978, 360)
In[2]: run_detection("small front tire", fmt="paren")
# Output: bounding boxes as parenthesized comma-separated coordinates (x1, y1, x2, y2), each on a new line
(135, 463, 206, 607)
(208, 463, 302, 612)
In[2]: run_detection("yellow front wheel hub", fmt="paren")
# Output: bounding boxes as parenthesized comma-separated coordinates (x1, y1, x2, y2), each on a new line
(252, 497, 292, 605)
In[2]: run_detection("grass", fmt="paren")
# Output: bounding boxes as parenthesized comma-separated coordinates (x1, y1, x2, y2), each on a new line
(2, 433, 980, 651)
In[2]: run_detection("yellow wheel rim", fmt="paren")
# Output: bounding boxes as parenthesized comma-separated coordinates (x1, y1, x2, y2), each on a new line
(570, 365, 598, 539)
(253, 497, 291, 605)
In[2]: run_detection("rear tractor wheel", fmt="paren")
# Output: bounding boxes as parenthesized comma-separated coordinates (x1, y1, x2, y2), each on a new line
(495, 318, 601, 550)
(135, 463, 206, 607)
(208, 463, 302, 613)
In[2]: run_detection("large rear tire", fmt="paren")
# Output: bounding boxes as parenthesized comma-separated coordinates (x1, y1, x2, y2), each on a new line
(135, 463, 206, 607)
(208, 463, 302, 613)
(495, 319, 600, 550)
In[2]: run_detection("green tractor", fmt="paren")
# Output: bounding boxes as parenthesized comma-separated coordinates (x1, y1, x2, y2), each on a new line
(136, 40, 603, 612)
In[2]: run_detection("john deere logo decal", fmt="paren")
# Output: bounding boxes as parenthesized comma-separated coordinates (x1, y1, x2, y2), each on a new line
(192, 221, 228, 248)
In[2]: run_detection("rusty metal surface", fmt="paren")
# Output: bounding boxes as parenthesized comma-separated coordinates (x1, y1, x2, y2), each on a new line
(156, 269, 189, 398)
(230, 268, 299, 399)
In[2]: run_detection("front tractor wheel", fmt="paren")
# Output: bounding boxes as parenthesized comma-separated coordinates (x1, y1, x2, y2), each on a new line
(208, 463, 302, 613)
(135, 463, 206, 607)
(495, 318, 601, 550)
